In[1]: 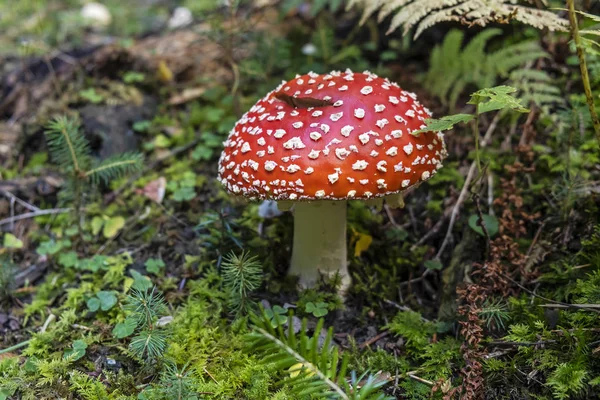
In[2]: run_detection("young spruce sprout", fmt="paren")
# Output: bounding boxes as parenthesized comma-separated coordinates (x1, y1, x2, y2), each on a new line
(222, 251, 263, 315)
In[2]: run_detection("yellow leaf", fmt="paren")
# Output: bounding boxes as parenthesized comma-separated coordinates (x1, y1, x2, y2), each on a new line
(353, 231, 373, 257)
(157, 60, 173, 83)
(3, 233, 23, 249)
(102, 216, 125, 238)
(91, 216, 104, 236)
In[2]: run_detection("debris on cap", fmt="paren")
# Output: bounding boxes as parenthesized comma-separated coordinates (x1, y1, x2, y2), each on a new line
(217, 70, 447, 201)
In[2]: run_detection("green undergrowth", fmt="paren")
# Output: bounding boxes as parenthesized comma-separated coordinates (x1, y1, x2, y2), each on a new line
(2, 1, 600, 399)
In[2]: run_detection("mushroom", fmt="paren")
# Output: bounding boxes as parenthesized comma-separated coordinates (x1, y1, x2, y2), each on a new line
(217, 70, 447, 290)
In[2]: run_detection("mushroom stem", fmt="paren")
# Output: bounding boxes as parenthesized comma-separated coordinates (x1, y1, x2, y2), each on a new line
(289, 200, 349, 290)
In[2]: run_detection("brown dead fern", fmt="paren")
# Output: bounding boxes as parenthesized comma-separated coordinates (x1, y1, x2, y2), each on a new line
(347, 0, 569, 38)
(441, 155, 540, 399)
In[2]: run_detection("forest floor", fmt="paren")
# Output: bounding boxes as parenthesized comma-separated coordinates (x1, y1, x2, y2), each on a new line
(1, 1, 599, 399)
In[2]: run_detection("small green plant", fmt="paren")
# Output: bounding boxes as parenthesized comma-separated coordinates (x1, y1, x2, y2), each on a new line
(305, 301, 329, 317)
(86, 291, 118, 312)
(45, 116, 143, 235)
(146, 362, 199, 400)
(115, 287, 170, 362)
(221, 251, 263, 315)
(477, 298, 509, 330)
(90, 215, 126, 239)
(264, 305, 290, 328)
(145, 258, 165, 275)
(79, 88, 104, 104)
(416, 85, 530, 172)
(63, 340, 87, 361)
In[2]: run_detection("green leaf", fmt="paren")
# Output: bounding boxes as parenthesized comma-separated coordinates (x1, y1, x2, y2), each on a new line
(73, 340, 87, 351)
(36, 239, 71, 256)
(153, 134, 171, 148)
(79, 88, 103, 104)
(424, 260, 443, 270)
(3, 233, 23, 249)
(123, 71, 146, 84)
(173, 186, 196, 202)
(144, 258, 165, 275)
(102, 216, 125, 238)
(468, 214, 499, 237)
(63, 340, 87, 361)
(0, 387, 15, 400)
(313, 302, 329, 317)
(305, 301, 329, 317)
(58, 251, 79, 268)
(113, 316, 138, 338)
(468, 86, 529, 114)
(91, 216, 104, 235)
(130, 270, 153, 291)
(79, 255, 108, 272)
(191, 145, 213, 161)
(133, 120, 152, 132)
(313, 309, 327, 317)
(96, 291, 118, 311)
(179, 172, 197, 187)
(265, 305, 289, 327)
(414, 114, 475, 133)
(87, 297, 100, 312)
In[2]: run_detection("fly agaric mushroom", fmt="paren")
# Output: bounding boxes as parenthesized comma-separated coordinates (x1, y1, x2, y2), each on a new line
(217, 70, 447, 289)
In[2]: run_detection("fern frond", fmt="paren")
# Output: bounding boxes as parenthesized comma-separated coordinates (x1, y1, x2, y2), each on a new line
(85, 152, 143, 185)
(509, 68, 565, 111)
(246, 309, 391, 399)
(348, 0, 569, 38)
(255, 326, 348, 398)
(45, 116, 90, 173)
(423, 28, 550, 109)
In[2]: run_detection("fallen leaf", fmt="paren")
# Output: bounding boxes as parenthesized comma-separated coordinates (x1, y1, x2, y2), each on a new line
(157, 60, 174, 83)
(142, 177, 166, 204)
(354, 231, 373, 257)
(168, 87, 206, 105)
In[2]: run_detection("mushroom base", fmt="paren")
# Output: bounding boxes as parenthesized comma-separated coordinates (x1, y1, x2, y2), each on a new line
(288, 200, 350, 291)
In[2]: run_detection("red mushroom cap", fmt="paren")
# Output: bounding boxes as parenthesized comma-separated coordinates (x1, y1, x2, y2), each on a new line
(218, 70, 447, 200)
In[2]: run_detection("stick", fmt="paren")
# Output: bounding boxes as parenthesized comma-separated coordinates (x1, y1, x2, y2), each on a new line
(436, 112, 500, 259)
(503, 273, 600, 314)
(0, 189, 40, 212)
(567, 0, 600, 144)
(359, 331, 390, 349)
(0, 208, 72, 227)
